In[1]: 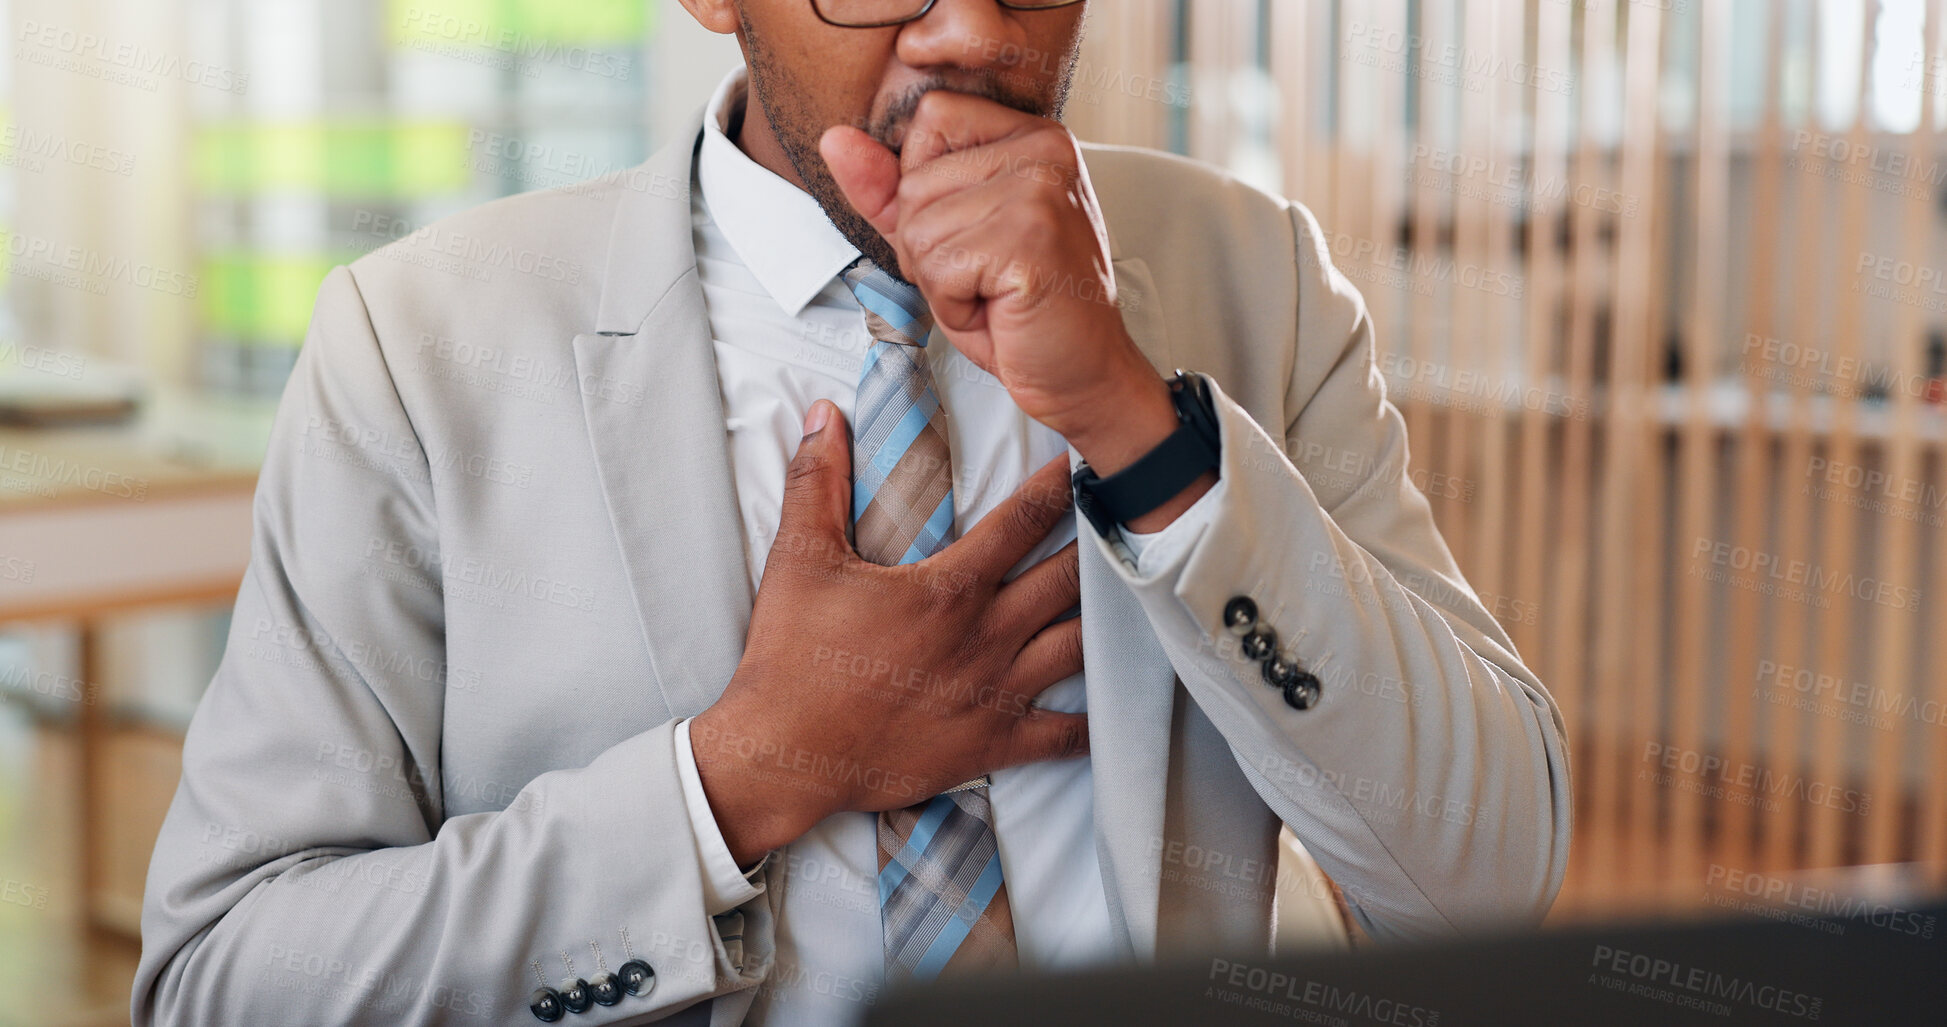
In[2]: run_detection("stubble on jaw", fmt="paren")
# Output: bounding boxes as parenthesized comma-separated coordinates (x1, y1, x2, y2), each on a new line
(736, 5, 1082, 285)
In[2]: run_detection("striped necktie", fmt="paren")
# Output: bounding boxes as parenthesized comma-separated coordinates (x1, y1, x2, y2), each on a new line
(838, 256, 1019, 983)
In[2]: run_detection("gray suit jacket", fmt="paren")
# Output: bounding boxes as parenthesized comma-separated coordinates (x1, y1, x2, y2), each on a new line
(134, 99, 1571, 1025)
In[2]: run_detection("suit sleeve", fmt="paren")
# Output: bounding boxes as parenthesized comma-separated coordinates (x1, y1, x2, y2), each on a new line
(1083, 204, 1572, 943)
(133, 267, 771, 1026)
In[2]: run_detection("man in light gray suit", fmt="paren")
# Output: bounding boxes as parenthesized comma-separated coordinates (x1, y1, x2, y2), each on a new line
(135, 0, 1571, 1023)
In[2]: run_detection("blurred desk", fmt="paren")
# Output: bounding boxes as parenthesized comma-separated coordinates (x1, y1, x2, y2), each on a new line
(0, 387, 274, 937)
(0, 388, 271, 621)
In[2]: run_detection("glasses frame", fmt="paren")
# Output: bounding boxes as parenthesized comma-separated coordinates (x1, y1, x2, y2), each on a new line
(811, 0, 1085, 29)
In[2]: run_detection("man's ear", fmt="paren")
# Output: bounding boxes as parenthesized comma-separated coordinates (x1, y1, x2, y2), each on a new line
(675, 0, 741, 34)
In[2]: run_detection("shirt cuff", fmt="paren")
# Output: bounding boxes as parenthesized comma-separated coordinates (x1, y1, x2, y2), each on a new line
(1113, 477, 1226, 578)
(674, 717, 768, 916)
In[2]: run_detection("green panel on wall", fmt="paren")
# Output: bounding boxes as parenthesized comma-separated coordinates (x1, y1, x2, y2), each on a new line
(323, 124, 394, 196)
(192, 122, 471, 198)
(192, 125, 253, 193)
(200, 254, 338, 345)
(257, 124, 329, 191)
(390, 0, 652, 46)
(512, 0, 651, 43)
(256, 257, 338, 343)
(200, 255, 256, 338)
(392, 123, 475, 195)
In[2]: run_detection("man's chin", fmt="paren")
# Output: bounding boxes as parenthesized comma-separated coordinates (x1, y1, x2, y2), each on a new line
(847, 232, 906, 281)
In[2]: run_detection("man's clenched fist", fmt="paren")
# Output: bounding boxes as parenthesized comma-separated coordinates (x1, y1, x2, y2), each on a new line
(819, 90, 1165, 453)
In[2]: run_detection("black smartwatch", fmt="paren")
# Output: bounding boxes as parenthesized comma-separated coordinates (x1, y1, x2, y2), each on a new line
(1072, 370, 1221, 537)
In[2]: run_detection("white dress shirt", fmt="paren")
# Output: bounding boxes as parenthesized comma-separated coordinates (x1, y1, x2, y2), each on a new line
(670, 66, 1213, 1023)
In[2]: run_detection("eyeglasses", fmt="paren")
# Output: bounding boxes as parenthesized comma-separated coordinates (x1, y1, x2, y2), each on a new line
(812, 0, 1085, 30)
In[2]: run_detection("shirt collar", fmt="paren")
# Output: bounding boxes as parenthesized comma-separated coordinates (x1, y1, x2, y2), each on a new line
(697, 65, 863, 318)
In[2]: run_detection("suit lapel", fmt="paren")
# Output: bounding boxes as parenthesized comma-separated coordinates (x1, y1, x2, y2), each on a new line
(574, 104, 753, 721)
(1080, 257, 1178, 960)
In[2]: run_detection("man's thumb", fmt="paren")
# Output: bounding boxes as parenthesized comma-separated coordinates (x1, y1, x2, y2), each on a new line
(779, 400, 855, 555)
(820, 125, 900, 242)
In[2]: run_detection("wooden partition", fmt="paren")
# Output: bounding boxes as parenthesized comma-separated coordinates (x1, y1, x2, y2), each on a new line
(1071, 0, 1947, 920)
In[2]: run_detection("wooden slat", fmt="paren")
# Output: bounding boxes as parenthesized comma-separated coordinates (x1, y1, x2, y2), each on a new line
(1561, 0, 1622, 899)
(1188, 0, 1244, 167)
(1623, 1, 1675, 893)
(1364, 0, 1411, 366)
(1468, 0, 1523, 608)
(1718, 0, 1790, 882)
(1439, 0, 1501, 567)
(1923, 5, 1947, 875)
(1804, 0, 1881, 871)
(1865, 0, 1941, 865)
(1403, 0, 1458, 461)
(1271, 0, 1322, 206)
(1512, 0, 1573, 665)
(1593, 0, 1665, 893)
(1333, 0, 1363, 240)
(1307, 0, 1336, 209)
(1761, 0, 1828, 873)
(1928, 438, 1947, 867)
(1334, 0, 1379, 292)
(1326, 0, 1352, 236)
(1666, 0, 1732, 896)
(1064, 0, 1173, 149)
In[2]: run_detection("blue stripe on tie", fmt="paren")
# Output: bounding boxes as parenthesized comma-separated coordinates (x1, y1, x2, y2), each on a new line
(858, 342, 882, 382)
(854, 283, 920, 335)
(860, 346, 926, 452)
(910, 850, 1006, 982)
(901, 490, 956, 564)
(853, 383, 931, 503)
(853, 357, 914, 460)
(869, 391, 937, 480)
(877, 795, 955, 904)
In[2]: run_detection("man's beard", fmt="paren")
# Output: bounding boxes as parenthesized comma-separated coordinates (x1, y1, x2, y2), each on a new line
(739, 10, 1078, 284)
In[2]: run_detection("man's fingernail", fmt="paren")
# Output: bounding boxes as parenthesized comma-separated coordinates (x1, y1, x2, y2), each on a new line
(804, 401, 831, 436)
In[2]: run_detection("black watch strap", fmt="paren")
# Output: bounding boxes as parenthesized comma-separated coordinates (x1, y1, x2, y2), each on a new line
(1072, 371, 1221, 537)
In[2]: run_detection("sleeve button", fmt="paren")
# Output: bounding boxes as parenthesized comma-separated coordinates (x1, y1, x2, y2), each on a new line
(1223, 596, 1258, 635)
(529, 988, 565, 1023)
(589, 972, 622, 1006)
(1283, 672, 1322, 711)
(558, 978, 592, 1014)
(1241, 624, 1278, 661)
(618, 959, 657, 997)
(1262, 653, 1301, 689)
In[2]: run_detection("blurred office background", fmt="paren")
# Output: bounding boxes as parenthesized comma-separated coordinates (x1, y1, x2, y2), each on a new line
(3, 0, 1945, 1023)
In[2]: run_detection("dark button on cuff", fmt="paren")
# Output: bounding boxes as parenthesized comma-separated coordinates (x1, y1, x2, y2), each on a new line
(1240, 624, 1278, 661)
(558, 978, 591, 1014)
(589, 973, 621, 1007)
(1283, 672, 1322, 710)
(1262, 653, 1301, 689)
(1223, 596, 1258, 635)
(529, 988, 564, 1023)
(618, 959, 656, 997)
